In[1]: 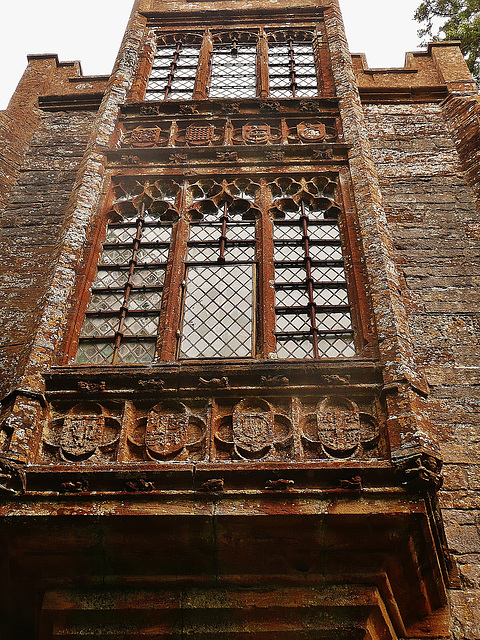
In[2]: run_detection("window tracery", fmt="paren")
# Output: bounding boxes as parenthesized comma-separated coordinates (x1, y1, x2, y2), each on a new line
(144, 29, 321, 101)
(75, 176, 356, 364)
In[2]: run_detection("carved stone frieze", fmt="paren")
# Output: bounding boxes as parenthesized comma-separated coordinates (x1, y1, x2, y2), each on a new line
(39, 387, 386, 465)
(121, 118, 337, 150)
(42, 403, 121, 463)
(128, 400, 206, 462)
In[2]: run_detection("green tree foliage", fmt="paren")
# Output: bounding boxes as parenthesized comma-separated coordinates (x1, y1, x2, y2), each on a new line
(415, 0, 480, 81)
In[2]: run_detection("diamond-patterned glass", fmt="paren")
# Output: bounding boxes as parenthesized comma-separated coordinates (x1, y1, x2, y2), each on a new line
(146, 43, 201, 101)
(101, 247, 133, 265)
(274, 244, 305, 261)
(180, 265, 253, 358)
(268, 40, 318, 98)
(142, 226, 172, 242)
(105, 226, 136, 243)
(317, 335, 355, 358)
(274, 266, 304, 283)
(275, 288, 309, 307)
(308, 224, 340, 241)
(131, 268, 166, 287)
(93, 268, 129, 288)
(314, 287, 349, 307)
(123, 314, 160, 337)
(76, 341, 114, 365)
(311, 266, 346, 282)
(189, 225, 222, 242)
(276, 336, 314, 359)
(273, 224, 301, 240)
(128, 290, 163, 311)
(137, 246, 170, 264)
(209, 44, 257, 99)
(316, 311, 352, 331)
(88, 292, 125, 312)
(309, 244, 343, 261)
(80, 316, 119, 338)
(117, 340, 156, 364)
(276, 313, 310, 332)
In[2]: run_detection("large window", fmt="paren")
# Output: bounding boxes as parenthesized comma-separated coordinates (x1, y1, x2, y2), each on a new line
(145, 29, 320, 101)
(75, 176, 355, 364)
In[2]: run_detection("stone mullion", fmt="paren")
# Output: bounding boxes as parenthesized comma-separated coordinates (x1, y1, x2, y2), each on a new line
(324, 1, 440, 465)
(156, 193, 189, 362)
(313, 24, 335, 98)
(256, 29, 270, 99)
(337, 167, 377, 359)
(256, 180, 276, 358)
(193, 29, 213, 100)
(127, 29, 157, 102)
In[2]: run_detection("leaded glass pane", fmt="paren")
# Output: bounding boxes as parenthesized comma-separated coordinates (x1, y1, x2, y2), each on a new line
(311, 266, 346, 282)
(180, 265, 253, 358)
(101, 247, 133, 265)
(274, 266, 304, 283)
(146, 42, 201, 101)
(309, 244, 343, 261)
(141, 226, 172, 242)
(209, 44, 257, 99)
(93, 268, 129, 288)
(317, 335, 356, 358)
(88, 292, 125, 312)
(80, 316, 119, 338)
(313, 287, 349, 307)
(316, 311, 352, 331)
(275, 288, 309, 307)
(76, 341, 114, 365)
(268, 39, 318, 98)
(276, 313, 311, 332)
(308, 224, 341, 241)
(274, 244, 305, 261)
(123, 315, 160, 337)
(105, 227, 136, 243)
(128, 290, 163, 311)
(276, 336, 314, 359)
(117, 340, 156, 364)
(137, 246, 170, 264)
(131, 268, 166, 287)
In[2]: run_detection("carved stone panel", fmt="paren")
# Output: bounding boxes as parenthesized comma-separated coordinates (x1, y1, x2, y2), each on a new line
(302, 397, 380, 460)
(128, 401, 206, 462)
(42, 403, 121, 463)
(215, 398, 292, 461)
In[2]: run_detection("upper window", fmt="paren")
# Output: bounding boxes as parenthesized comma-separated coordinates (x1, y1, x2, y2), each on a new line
(75, 176, 356, 365)
(145, 29, 320, 102)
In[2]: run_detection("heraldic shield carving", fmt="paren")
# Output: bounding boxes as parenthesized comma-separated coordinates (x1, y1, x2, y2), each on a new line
(302, 397, 380, 459)
(128, 401, 206, 461)
(296, 122, 327, 142)
(185, 123, 215, 146)
(242, 123, 271, 145)
(42, 403, 121, 463)
(215, 398, 292, 460)
(126, 126, 169, 148)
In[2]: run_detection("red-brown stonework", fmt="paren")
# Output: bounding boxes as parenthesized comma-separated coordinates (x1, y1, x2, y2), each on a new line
(0, 0, 478, 638)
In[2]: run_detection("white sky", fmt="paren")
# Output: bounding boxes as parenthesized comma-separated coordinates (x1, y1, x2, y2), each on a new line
(0, 0, 422, 110)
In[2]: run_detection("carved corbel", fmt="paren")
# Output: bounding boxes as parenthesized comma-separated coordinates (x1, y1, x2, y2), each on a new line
(0, 453, 27, 496)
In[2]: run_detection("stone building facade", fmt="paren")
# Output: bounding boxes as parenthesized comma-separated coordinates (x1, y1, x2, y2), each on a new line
(0, 0, 479, 638)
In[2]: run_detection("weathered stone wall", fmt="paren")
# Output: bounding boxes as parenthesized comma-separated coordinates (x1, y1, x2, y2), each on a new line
(363, 100, 480, 640)
(0, 110, 97, 398)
